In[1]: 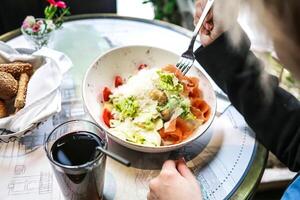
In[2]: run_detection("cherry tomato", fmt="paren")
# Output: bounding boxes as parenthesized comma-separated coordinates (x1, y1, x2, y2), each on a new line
(103, 87, 112, 102)
(138, 63, 148, 70)
(102, 108, 113, 127)
(114, 75, 123, 87)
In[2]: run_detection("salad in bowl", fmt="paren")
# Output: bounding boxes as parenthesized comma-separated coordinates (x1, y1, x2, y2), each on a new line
(102, 65, 211, 147)
(83, 45, 216, 153)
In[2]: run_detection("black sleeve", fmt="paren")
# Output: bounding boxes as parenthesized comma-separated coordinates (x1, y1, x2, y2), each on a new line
(194, 25, 300, 172)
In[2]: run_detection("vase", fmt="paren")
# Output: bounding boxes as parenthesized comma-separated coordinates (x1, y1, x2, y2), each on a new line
(21, 18, 56, 50)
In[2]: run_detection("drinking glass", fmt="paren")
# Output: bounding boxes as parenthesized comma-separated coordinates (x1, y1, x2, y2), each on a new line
(44, 120, 107, 200)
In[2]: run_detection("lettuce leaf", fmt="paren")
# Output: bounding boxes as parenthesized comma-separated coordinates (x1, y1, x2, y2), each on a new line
(158, 95, 195, 120)
(179, 99, 196, 120)
(113, 96, 139, 120)
(156, 71, 183, 93)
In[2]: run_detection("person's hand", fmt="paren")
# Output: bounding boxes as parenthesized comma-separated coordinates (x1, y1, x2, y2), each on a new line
(194, 0, 239, 46)
(147, 159, 202, 200)
(194, 0, 224, 46)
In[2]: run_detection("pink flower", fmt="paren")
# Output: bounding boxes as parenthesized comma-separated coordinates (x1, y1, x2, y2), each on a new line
(47, 0, 56, 6)
(32, 24, 41, 32)
(37, 20, 44, 25)
(23, 16, 36, 26)
(55, 1, 66, 9)
(47, 0, 67, 8)
(22, 22, 30, 29)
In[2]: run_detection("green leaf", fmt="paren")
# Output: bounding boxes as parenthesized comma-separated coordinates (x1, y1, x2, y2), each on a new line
(44, 5, 57, 20)
(156, 71, 183, 93)
(163, 2, 175, 15)
(154, 10, 163, 20)
(113, 96, 139, 120)
(179, 99, 196, 120)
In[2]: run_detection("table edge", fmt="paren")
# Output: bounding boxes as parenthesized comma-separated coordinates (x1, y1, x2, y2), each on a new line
(0, 13, 268, 199)
(230, 143, 268, 200)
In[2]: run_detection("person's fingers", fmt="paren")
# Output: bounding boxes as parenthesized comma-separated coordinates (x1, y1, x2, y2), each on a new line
(147, 191, 159, 200)
(201, 34, 214, 46)
(176, 159, 195, 180)
(197, 0, 208, 10)
(147, 192, 150, 200)
(194, 15, 199, 26)
(205, 11, 213, 27)
(204, 29, 210, 35)
(195, 2, 214, 32)
(204, 23, 211, 31)
(149, 177, 159, 191)
(194, 4, 202, 25)
(199, 19, 212, 35)
(197, 18, 212, 31)
(162, 160, 177, 172)
(195, 0, 207, 19)
(206, 21, 214, 31)
(201, 27, 210, 35)
(148, 180, 159, 200)
(195, 1, 212, 20)
(205, 9, 213, 22)
(195, 1, 203, 18)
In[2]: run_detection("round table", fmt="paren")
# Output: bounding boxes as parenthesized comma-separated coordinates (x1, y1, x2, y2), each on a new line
(0, 14, 267, 200)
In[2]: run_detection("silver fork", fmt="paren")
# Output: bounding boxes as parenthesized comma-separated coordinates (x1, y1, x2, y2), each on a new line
(176, 0, 215, 74)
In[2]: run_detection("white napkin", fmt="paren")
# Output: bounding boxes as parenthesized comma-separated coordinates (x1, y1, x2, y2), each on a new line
(0, 41, 72, 132)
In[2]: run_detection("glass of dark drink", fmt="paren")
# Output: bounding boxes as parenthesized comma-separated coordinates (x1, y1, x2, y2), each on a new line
(44, 120, 107, 200)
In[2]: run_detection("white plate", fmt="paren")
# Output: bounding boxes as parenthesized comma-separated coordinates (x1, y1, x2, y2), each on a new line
(83, 45, 216, 153)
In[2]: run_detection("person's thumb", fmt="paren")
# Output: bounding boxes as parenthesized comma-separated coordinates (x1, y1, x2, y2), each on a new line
(176, 159, 195, 180)
(162, 160, 179, 173)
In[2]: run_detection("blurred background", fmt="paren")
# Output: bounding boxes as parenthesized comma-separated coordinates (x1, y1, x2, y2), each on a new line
(0, 0, 299, 199)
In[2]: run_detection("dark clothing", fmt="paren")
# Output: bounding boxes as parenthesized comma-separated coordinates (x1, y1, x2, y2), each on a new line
(194, 25, 300, 172)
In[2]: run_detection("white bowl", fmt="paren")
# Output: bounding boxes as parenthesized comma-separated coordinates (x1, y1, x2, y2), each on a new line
(83, 45, 216, 153)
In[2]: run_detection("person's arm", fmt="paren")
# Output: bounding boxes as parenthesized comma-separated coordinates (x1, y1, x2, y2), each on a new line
(194, 25, 300, 172)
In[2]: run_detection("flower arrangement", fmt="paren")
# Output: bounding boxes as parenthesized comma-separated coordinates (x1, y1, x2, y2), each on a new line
(21, 0, 70, 36)
(22, 16, 56, 35)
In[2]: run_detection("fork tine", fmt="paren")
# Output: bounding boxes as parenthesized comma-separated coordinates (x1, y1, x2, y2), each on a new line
(176, 61, 181, 68)
(182, 64, 191, 75)
(187, 60, 194, 72)
(177, 59, 186, 71)
(181, 64, 189, 75)
(176, 57, 185, 68)
(180, 58, 189, 72)
(178, 58, 189, 71)
(182, 60, 193, 75)
(179, 60, 188, 72)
